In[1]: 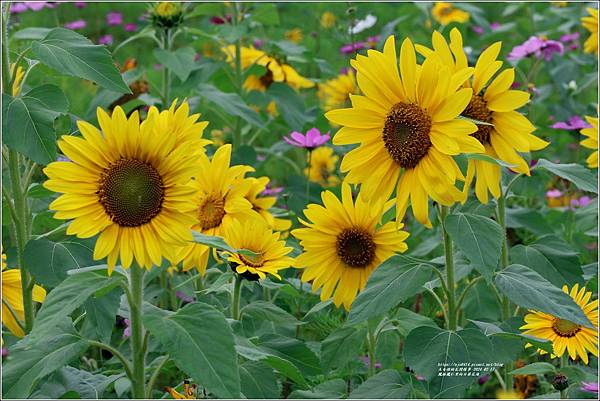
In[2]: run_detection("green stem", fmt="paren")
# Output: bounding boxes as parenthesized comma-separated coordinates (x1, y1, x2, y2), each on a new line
(87, 340, 134, 381)
(128, 265, 146, 399)
(440, 205, 457, 331)
(231, 274, 242, 320)
(366, 322, 377, 377)
(305, 150, 312, 202)
(159, 270, 168, 309)
(146, 355, 170, 398)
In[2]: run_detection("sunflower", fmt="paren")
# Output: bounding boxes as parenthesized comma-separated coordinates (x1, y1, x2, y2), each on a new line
(146, 100, 211, 150)
(306, 147, 339, 187)
(326, 35, 483, 227)
(318, 69, 359, 112)
(174, 145, 260, 274)
(44, 106, 201, 272)
(2, 254, 46, 338)
(431, 2, 470, 25)
(151, 1, 184, 29)
(582, 7, 599, 55)
(580, 115, 598, 169)
(417, 29, 549, 203)
(223, 220, 294, 280)
(242, 176, 292, 231)
(520, 284, 598, 364)
(292, 183, 409, 310)
(285, 28, 303, 43)
(222, 45, 314, 92)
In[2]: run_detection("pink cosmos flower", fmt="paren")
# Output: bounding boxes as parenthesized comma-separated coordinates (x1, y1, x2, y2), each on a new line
(340, 36, 380, 55)
(124, 23, 137, 32)
(551, 116, 593, 130)
(64, 19, 86, 30)
(571, 196, 593, 208)
(210, 15, 232, 25)
(581, 382, 598, 395)
(490, 22, 501, 30)
(262, 185, 284, 196)
(360, 355, 382, 369)
(123, 319, 131, 338)
(74, 2, 87, 8)
(106, 11, 123, 26)
(546, 189, 563, 198)
(508, 36, 564, 61)
(11, 2, 54, 13)
(98, 35, 113, 45)
(283, 128, 330, 149)
(472, 26, 484, 35)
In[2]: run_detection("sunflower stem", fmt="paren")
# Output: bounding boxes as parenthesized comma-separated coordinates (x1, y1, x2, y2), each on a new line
(128, 264, 146, 399)
(305, 149, 312, 203)
(231, 274, 243, 320)
(146, 355, 170, 398)
(440, 205, 457, 331)
(366, 321, 377, 377)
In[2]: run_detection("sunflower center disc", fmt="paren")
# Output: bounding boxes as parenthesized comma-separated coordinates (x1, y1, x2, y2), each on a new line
(239, 252, 265, 268)
(383, 102, 432, 168)
(98, 158, 165, 227)
(552, 318, 581, 338)
(336, 227, 376, 268)
(259, 68, 275, 89)
(463, 95, 493, 144)
(198, 194, 226, 230)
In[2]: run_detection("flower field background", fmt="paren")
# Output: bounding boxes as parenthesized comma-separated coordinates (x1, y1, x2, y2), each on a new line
(1, 1, 599, 400)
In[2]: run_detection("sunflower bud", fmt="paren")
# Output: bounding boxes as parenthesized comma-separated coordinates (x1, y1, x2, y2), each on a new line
(552, 373, 569, 391)
(151, 2, 184, 29)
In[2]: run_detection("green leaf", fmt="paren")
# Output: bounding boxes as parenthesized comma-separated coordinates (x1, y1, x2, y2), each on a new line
(143, 303, 240, 398)
(32, 28, 130, 93)
(154, 47, 197, 82)
(445, 213, 503, 280)
(258, 334, 321, 377)
(468, 320, 554, 355)
(251, 3, 280, 25)
(510, 362, 556, 375)
(465, 152, 516, 167)
(495, 264, 593, 328)
(31, 271, 125, 340)
(2, 85, 68, 164)
(191, 231, 257, 256)
(197, 83, 263, 127)
(24, 238, 94, 287)
(394, 308, 437, 337)
(321, 326, 366, 373)
(536, 159, 598, 194)
(510, 245, 582, 287)
(2, 319, 90, 399)
(240, 301, 300, 336)
(289, 379, 347, 399)
(347, 255, 433, 325)
(31, 366, 120, 399)
(13, 27, 52, 40)
(404, 327, 493, 398)
(80, 287, 122, 343)
(267, 83, 313, 130)
(349, 370, 412, 399)
(239, 361, 280, 399)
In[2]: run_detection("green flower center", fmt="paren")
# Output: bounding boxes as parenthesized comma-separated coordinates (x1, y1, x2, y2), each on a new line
(336, 227, 376, 268)
(552, 318, 581, 338)
(98, 158, 165, 227)
(383, 102, 432, 169)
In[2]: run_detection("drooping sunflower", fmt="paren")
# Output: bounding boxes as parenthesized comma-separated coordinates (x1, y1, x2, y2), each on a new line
(582, 7, 599, 55)
(292, 183, 409, 310)
(318, 69, 359, 112)
(2, 254, 46, 337)
(326, 35, 483, 227)
(241, 176, 292, 231)
(416, 29, 549, 203)
(146, 100, 211, 150)
(306, 146, 339, 187)
(44, 106, 201, 272)
(520, 284, 598, 364)
(223, 219, 295, 280)
(222, 45, 314, 92)
(431, 2, 470, 25)
(580, 115, 598, 169)
(174, 145, 260, 274)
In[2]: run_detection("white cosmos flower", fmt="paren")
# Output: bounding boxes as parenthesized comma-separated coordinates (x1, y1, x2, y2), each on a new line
(348, 14, 377, 34)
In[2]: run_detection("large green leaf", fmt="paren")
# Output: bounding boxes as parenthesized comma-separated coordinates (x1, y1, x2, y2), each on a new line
(510, 244, 581, 287)
(251, 3, 280, 25)
(2, 85, 68, 164)
(80, 287, 122, 343)
(143, 303, 240, 398)
(404, 327, 493, 398)
(347, 255, 433, 325)
(394, 308, 437, 337)
(445, 213, 503, 280)
(267, 83, 313, 130)
(495, 264, 592, 327)
(240, 300, 300, 336)
(536, 159, 598, 194)
(510, 362, 556, 375)
(289, 379, 347, 399)
(31, 271, 125, 340)
(30, 366, 120, 399)
(191, 231, 257, 256)
(24, 238, 94, 287)
(258, 334, 321, 377)
(154, 47, 197, 82)
(32, 28, 130, 93)
(349, 370, 416, 399)
(321, 326, 366, 373)
(239, 361, 281, 399)
(197, 83, 263, 127)
(2, 319, 90, 399)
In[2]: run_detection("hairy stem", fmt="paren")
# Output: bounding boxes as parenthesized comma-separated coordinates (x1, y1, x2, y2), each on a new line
(440, 205, 457, 331)
(129, 265, 146, 399)
(231, 274, 242, 320)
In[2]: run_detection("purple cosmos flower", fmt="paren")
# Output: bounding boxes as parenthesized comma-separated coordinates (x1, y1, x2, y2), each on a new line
(571, 196, 593, 208)
(64, 19, 86, 30)
(124, 23, 137, 32)
(253, 39, 264, 49)
(581, 382, 598, 395)
(546, 189, 563, 198)
(98, 35, 113, 45)
(478, 374, 490, 385)
(560, 31, 580, 43)
(106, 11, 123, 26)
(11, 2, 54, 13)
(284, 128, 330, 149)
(551, 115, 593, 130)
(10, 3, 29, 13)
(472, 26, 485, 35)
(123, 318, 131, 338)
(27, 2, 47, 11)
(340, 36, 379, 55)
(360, 355, 382, 369)
(508, 36, 564, 61)
(74, 2, 87, 8)
(262, 184, 284, 196)
(1, 347, 7, 358)
(176, 291, 195, 304)
(490, 22, 501, 31)
(210, 15, 232, 25)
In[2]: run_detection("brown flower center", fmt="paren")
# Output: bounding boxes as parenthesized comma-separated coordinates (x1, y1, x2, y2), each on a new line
(239, 252, 265, 268)
(259, 67, 275, 89)
(198, 193, 226, 230)
(98, 158, 165, 227)
(552, 318, 581, 338)
(463, 95, 493, 144)
(336, 227, 376, 268)
(382, 102, 432, 168)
